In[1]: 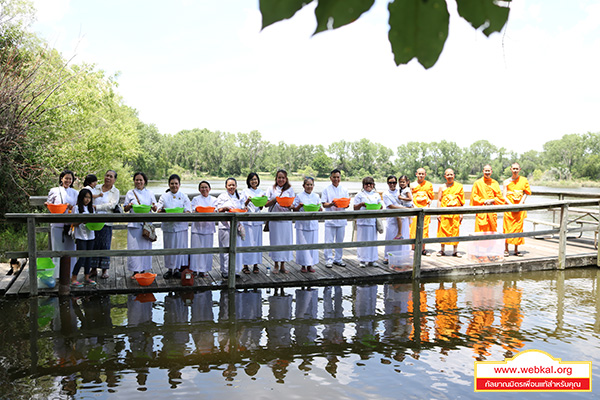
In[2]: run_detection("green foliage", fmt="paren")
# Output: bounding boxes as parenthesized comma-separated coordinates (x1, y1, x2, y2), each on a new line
(260, 0, 511, 69)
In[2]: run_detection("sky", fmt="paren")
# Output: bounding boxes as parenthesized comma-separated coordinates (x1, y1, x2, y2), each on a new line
(30, 0, 600, 154)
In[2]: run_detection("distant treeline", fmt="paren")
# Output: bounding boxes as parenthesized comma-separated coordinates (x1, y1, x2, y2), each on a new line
(127, 127, 600, 184)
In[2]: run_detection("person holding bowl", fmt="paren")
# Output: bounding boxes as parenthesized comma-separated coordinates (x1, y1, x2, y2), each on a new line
(353, 177, 382, 268)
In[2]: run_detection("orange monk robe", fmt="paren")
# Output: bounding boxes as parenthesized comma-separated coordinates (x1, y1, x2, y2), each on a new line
(435, 285, 460, 342)
(500, 286, 524, 354)
(470, 177, 505, 232)
(503, 177, 532, 245)
(409, 180, 434, 239)
(437, 182, 465, 245)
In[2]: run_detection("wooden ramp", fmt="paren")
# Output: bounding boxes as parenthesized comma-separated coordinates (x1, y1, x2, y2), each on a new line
(3, 237, 598, 297)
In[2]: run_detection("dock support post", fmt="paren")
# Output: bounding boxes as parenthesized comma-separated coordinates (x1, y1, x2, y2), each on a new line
(597, 203, 599, 266)
(558, 204, 569, 270)
(29, 297, 38, 373)
(27, 217, 38, 296)
(412, 210, 425, 279)
(227, 215, 238, 289)
(411, 280, 422, 348)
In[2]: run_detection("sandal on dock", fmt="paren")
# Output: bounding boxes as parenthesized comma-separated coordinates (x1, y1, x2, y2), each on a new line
(242, 266, 251, 274)
(452, 252, 462, 258)
(253, 265, 259, 274)
(436, 251, 445, 257)
(301, 266, 307, 273)
(307, 266, 315, 273)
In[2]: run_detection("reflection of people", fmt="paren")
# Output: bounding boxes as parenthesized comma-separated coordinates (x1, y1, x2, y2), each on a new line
(267, 288, 293, 383)
(353, 177, 382, 267)
(436, 169, 465, 257)
(190, 291, 215, 355)
(434, 282, 460, 355)
(500, 282, 524, 358)
(292, 177, 321, 273)
(354, 285, 377, 342)
(465, 282, 502, 361)
(470, 164, 505, 232)
(322, 286, 344, 377)
(294, 288, 318, 346)
(408, 283, 429, 344)
(503, 163, 531, 257)
(127, 294, 155, 387)
(321, 169, 350, 268)
(160, 293, 190, 388)
(409, 168, 434, 255)
(123, 172, 157, 276)
(383, 283, 412, 343)
(157, 174, 192, 279)
(239, 289, 263, 351)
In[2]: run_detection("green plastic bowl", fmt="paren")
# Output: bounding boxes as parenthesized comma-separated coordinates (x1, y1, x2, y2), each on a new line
(85, 222, 105, 231)
(165, 207, 184, 213)
(132, 204, 151, 213)
(365, 203, 382, 210)
(303, 204, 320, 212)
(250, 196, 268, 207)
(37, 258, 55, 279)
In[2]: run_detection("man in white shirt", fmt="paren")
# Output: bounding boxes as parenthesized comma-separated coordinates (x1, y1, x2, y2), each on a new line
(321, 169, 350, 268)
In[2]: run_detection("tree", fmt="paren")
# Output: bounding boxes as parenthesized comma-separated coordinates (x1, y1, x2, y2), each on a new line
(259, 0, 511, 69)
(467, 140, 497, 175)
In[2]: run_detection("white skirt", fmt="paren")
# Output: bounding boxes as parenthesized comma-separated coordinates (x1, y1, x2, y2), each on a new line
(163, 230, 189, 270)
(218, 228, 243, 274)
(269, 220, 293, 262)
(356, 224, 378, 262)
(190, 232, 214, 273)
(51, 226, 77, 273)
(127, 227, 152, 273)
(295, 229, 319, 266)
(241, 222, 263, 265)
(385, 217, 410, 256)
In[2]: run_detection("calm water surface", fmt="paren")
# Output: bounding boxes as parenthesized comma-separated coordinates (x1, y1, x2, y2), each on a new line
(1, 269, 600, 399)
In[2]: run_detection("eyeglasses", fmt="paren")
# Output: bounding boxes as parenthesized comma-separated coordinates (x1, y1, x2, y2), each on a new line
(387, 181, 397, 184)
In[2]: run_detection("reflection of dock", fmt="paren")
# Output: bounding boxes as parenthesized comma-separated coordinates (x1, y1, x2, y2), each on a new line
(3, 236, 598, 297)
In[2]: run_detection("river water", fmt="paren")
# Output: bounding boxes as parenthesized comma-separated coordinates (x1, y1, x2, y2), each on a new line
(1, 268, 599, 399)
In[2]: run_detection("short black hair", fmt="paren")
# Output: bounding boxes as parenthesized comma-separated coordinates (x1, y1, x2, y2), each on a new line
(133, 172, 148, 185)
(246, 172, 260, 188)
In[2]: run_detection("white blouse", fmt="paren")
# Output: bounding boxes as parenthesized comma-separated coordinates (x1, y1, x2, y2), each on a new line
(47, 186, 78, 228)
(266, 186, 295, 213)
(242, 187, 266, 226)
(191, 194, 218, 234)
(73, 206, 95, 241)
(157, 190, 192, 232)
(124, 188, 156, 228)
(293, 191, 321, 231)
(353, 189, 382, 226)
(215, 191, 245, 230)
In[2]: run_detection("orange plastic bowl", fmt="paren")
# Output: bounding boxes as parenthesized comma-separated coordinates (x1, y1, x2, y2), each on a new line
(196, 206, 215, 213)
(134, 272, 157, 286)
(276, 197, 295, 207)
(47, 203, 68, 214)
(229, 208, 247, 213)
(333, 198, 351, 208)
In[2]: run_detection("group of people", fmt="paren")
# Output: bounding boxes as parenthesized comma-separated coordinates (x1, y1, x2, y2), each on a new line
(46, 163, 531, 286)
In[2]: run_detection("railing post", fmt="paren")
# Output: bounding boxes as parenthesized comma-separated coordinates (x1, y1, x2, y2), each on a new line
(228, 214, 238, 289)
(558, 204, 569, 270)
(412, 210, 425, 279)
(597, 202, 600, 267)
(27, 217, 38, 296)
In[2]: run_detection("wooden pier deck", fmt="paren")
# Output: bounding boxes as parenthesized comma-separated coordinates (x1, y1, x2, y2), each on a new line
(3, 236, 598, 297)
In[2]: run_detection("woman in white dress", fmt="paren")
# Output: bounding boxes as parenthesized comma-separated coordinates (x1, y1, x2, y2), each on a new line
(215, 178, 246, 279)
(241, 172, 266, 274)
(382, 175, 411, 264)
(123, 172, 157, 276)
(157, 174, 192, 279)
(353, 176, 382, 267)
(292, 177, 321, 273)
(265, 169, 295, 274)
(45, 170, 78, 273)
(190, 181, 218, 277)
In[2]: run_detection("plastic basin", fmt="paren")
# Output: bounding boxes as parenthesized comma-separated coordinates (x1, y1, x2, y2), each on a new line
(276, 197, 295, 207)
(47, 203, 68, 214)
(165, 207, 184, 213)
(196, 206, 215, 213)
(303, 204, 320, 212)
(37, 258, 55, 279)
(250, 196, 268, 207)
(333, 198, 350, 208)
(85, 222, 105, 231)
(132, 204, 151, 213)
(134, 272, 157, 286)
(365, 203, 382, 210)
(229, 208, 247, 213)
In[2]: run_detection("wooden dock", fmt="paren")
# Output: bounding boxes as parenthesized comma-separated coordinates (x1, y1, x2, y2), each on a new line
(3, 236, 598, 297)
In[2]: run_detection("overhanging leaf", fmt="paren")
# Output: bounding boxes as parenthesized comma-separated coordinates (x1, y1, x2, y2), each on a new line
(314, 0, 375, 34)
(388, 0, 450, 69)
(456, 0, 510, 36)
(260, 0, 314, 29)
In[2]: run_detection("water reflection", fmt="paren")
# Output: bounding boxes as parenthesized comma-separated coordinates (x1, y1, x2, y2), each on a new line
(2, 268, 600, 398)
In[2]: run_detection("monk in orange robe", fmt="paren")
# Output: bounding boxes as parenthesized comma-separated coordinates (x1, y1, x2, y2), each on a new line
(409, 168, 434, 255)
(503, 163, 531, 257)
(436, 169, 465, 257)
(470, 164, 505, 232)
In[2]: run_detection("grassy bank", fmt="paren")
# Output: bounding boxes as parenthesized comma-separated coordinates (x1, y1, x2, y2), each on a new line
(0, 225, 48, 263)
